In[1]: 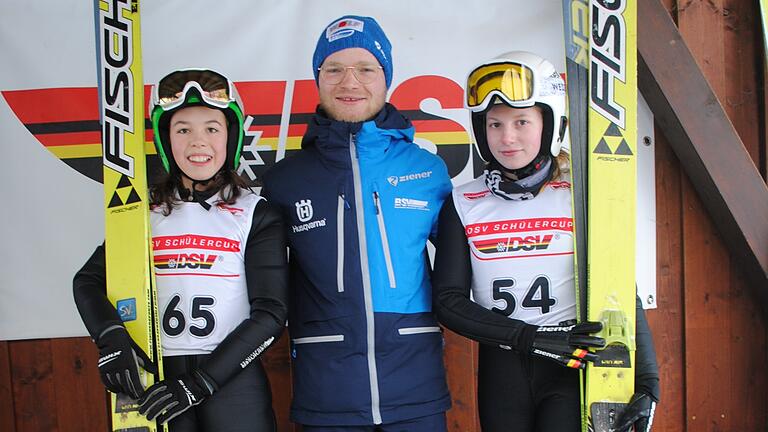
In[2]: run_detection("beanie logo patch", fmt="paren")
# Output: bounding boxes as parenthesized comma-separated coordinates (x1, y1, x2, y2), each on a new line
(326, 18, 364, 42)
(374, 40, 387, 60)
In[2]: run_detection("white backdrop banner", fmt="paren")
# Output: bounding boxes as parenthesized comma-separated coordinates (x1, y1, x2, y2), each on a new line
(0, 1, 653, 341)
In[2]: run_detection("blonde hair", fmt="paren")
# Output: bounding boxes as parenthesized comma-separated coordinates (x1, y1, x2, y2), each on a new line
(551, 150, 570, 180)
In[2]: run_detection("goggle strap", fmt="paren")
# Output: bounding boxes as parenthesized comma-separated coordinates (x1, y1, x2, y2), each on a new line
(151, 108, 171, 173)
(230, 102, 245, 170)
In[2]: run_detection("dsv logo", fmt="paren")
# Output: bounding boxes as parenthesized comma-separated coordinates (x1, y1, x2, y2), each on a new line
(475, 234, 554, 255)
(155, 253, 217, 270)
(295, 199, 314, 222)
(503, 235, 554, 252)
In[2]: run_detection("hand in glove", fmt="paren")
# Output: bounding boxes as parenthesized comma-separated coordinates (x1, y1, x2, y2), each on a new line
(531, 322, 605, 369)
(611, 392, 657, 432)
(138, 370, 215, 424)
(96, 325, 156, 399)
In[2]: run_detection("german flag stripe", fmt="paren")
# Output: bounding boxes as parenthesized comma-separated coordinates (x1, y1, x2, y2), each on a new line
(289, 80, 320, 112)
(411, 119, 465, 132)
(25, 119, 100, 134)
(36, 131, 101, 147)
(415, 131, 469, 145)
(234, 81, 287, 114)
(5, 87, 471, 162)
(3, 88, 99, 122)
(473, 238, 507, 248)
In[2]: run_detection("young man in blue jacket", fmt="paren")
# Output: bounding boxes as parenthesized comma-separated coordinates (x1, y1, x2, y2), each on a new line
(262, 15, 452, 432)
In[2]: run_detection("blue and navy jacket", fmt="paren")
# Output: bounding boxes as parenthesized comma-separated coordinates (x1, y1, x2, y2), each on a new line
(262, 104, 452, 426)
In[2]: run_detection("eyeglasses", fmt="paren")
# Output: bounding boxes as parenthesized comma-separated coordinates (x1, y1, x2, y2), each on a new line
(150, 69, 239, 112)
(318, 63, 384, 85)
(466, 62, 535, 112)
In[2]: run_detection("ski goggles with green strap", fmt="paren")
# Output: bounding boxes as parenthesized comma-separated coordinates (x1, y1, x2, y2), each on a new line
(150, 68, 241, 112)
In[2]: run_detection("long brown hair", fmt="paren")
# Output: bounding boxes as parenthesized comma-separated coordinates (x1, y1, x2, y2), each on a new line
(149, 170, 250, 216)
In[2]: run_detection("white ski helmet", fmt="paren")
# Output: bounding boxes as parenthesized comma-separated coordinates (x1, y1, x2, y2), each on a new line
(465, 51, 567, 163)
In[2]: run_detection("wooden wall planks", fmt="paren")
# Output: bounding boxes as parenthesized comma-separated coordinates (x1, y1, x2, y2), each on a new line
(647, 127, 685, 432)
(677, 0, 767, 430)
(0, 342, 15, 431)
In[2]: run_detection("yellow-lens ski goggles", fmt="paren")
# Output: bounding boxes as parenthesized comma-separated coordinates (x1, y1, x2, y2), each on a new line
(466, 62, 535, 112)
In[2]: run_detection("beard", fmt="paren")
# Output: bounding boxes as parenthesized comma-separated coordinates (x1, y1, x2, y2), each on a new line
(319, 93, 386, 123)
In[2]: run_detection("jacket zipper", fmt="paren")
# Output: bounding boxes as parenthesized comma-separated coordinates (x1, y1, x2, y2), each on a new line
(349, 134, 382, 424)
(372, 190, 397, 288)
(337, 193, 347, 293)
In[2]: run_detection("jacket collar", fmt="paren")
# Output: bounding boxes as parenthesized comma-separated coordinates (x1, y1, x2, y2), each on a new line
(300, 103, 414, 166)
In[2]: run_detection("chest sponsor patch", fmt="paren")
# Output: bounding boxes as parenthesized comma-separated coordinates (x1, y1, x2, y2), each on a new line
(295, 199, 314, 222)
(291, 218, 327, 233)
(465, 217, 573, 237)
(472, 235, 554, 255)
(394, 197, 429, 211)
(152, 234, 241, 252)
(387, 170, 433, 186)
(154, 253, 218, 270)
(292, 198, 327, 233)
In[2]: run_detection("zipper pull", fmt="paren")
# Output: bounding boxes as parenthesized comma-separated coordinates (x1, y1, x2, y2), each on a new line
(350, 133, 358, 159)
(373, 191, 380, 215)
(340, 193, 350, 209)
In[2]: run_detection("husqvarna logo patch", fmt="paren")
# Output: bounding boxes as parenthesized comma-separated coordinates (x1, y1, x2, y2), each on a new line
(295, 199, 313, 222)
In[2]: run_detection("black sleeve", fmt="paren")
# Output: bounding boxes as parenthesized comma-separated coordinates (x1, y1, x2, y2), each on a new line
(200, 198, 289, 389)
(72, 243, 123, 340)
(432, 195, 537, 353)
(635, 295, 660, 401)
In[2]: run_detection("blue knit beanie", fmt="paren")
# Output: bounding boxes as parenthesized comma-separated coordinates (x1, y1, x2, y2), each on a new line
(312, 15, 393, 88)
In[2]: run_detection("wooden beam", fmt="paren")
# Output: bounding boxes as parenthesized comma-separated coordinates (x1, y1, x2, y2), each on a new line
(0, 342, 15, 432)
(637, 0, 768, 305)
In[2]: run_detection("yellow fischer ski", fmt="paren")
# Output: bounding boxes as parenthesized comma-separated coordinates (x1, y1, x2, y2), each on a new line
(563, 1, 638, 430)
(561, 0, 590, 429)
(585, 1, 637, 430)
(95, 0, 164, 430)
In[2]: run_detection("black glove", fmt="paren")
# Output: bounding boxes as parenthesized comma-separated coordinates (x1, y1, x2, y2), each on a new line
(96, 325, 156, 399)
(611, 392, 657, 432)
(138, 370, 215, 424)
(531, 322, 605, 369)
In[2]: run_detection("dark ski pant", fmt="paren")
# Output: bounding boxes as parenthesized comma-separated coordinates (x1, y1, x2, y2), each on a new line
(478, 344, 581, 432)
(164, 354, 276, 432)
